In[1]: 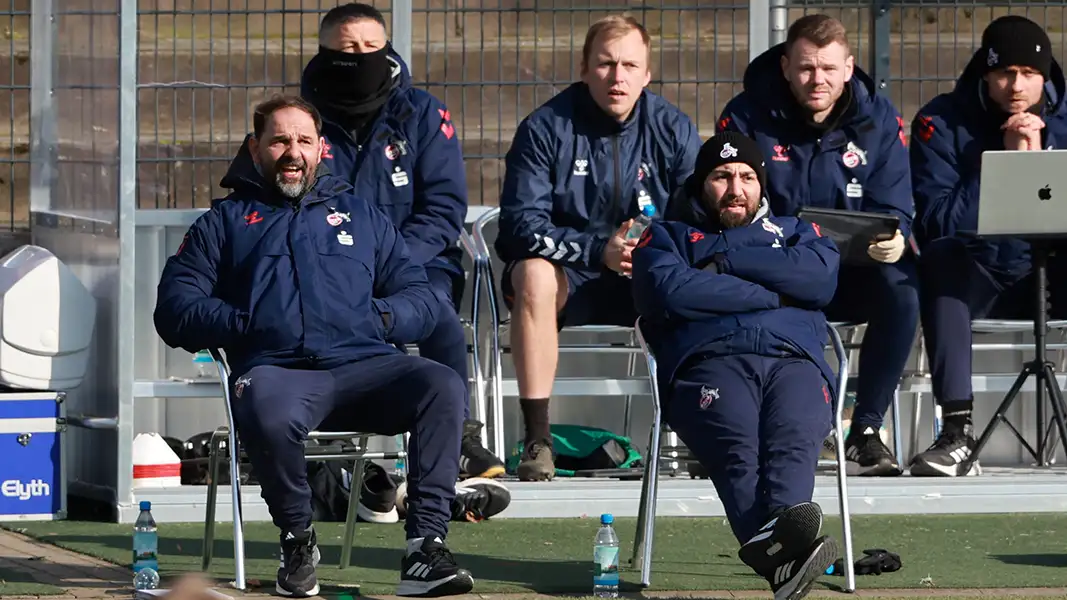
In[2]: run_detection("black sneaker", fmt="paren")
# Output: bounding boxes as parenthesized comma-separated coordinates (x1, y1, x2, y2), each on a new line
(460, 420, 506, 479)
(844, 427, 902, 476)
(356, 462, 400, 523)
(909, 424, 980, 477)
(686, 461, 710, 479)
(738, 502, 823, 576)
(766, 536, 838, 600)
(276, 526, 321, 597)
(398, 536, 475, 597)
(452, 477, 511, 522)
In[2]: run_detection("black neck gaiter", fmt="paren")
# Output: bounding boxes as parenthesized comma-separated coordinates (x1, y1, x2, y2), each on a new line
(304, 45, 394, 133)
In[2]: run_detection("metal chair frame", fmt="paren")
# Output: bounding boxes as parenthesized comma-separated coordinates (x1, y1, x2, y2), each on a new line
(630, 319, 857, 592)
(200, 349, 407, 591)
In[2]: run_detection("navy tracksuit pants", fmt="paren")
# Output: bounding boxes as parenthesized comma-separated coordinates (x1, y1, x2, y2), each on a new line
(919, 237, 1067, 404)
(667, 354, 832, 544)
(422, 266, 472, 420)
(824, 258, 920, 429)
(232, 354, 466, 540)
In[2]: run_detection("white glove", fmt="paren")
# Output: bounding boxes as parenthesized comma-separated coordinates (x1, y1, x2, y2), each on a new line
(867, 229, 905, 264)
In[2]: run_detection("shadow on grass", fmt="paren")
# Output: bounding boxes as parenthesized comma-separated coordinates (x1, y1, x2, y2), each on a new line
(990, 553, 1067, 568)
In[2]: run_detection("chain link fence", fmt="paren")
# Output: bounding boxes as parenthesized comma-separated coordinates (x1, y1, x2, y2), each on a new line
(10, 1, 1067, 229)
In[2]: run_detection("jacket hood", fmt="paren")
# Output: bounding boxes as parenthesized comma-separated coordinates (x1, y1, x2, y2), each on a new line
(742, 42, 885, 125)
(299, 45, 412, 100)
(668, 185, 771, 232)
(215, 151, 347, 207)
(953, 49, 1067, 117)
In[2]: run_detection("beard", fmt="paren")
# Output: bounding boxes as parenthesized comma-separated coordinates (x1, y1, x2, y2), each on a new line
(263, 155, 315, 199)
(716, 196, 759, 229)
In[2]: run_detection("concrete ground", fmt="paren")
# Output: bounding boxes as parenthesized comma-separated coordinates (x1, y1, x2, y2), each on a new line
(2, 529, 1067, 600)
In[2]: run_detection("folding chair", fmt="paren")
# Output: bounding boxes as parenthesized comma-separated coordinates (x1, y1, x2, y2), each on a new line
(200, 349, 407, 591)
(630, 319, 857, 592)
(471, 207, 649, 463)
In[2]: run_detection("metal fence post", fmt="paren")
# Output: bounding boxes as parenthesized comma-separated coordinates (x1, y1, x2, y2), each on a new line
(29, 0, 56, 215)
(868, 0, 891, 97)
(769, 0, 788, 47)
(116, 0, 139, 510)
(392, 0, 413, 74)
(749, 0, 770, 62)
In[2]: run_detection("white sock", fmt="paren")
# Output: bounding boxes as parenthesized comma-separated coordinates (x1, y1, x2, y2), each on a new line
(406, 537, 424, 556)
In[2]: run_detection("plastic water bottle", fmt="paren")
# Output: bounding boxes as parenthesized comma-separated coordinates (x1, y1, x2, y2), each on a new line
(624, 204, 657, 241)
(192, 349, 214, 378)
(134, 567, 160, 590)
(133, 501, 159, 580)
(394, 434, 406, 476)
(593, 513, 620, 597)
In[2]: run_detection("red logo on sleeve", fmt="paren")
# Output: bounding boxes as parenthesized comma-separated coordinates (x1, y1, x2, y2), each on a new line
(689, 231, 705, 243)
(438, 108, 455, 140)
(916, 115, 935, 144)
(717, 117, 731, 133)
(811, 222, 822, 237)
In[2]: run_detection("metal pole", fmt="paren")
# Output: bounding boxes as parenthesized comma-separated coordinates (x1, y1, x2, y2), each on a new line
(116, 0, 139, 516)
(29, 0, 55, 215)
(769, 0, 788, 47)
(391, 0, 413, 73)
(748, 0, 770, 63)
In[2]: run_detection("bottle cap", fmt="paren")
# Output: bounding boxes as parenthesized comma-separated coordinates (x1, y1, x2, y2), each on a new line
(140, 500, 151, 511)
(600, 513, 614, 525)
(641, 204, 656, 217)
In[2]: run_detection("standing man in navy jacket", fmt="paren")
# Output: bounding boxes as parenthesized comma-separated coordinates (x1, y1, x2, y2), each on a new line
(909, 16, 1067, 476)
(156, 96, 474, 599)
(494, 15, 701, 481)
(717, 14, 917, 477)
(222, 3, 506, 480)
(632, 132, 840, 600)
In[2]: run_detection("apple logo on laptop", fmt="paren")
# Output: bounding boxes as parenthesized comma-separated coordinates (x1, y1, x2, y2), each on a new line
(1039, 185, 1052, 201)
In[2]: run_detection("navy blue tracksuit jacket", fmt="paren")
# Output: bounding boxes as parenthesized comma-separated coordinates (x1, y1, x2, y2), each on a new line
(495, 83, 701, 271)
(154, 168, 440, 379)
(223, 49, 467, 276)
(910, 55, 1067, 278)
(631, 198, 841, 396)
(717, 43, 914, 239)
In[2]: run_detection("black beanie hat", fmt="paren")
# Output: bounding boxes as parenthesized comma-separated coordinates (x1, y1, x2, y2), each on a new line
(685, 131, 767, 199)
(980, 15, 1053, 80)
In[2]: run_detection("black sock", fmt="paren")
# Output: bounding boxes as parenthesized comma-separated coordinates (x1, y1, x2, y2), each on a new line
(519, 397, 551, 442)
(941, 400, 974, 433)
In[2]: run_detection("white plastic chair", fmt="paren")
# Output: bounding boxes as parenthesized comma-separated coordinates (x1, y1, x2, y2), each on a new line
(630, 319, 856, 592)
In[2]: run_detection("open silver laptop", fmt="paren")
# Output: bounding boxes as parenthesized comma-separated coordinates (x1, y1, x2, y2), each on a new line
(978, 150, 1067, 238)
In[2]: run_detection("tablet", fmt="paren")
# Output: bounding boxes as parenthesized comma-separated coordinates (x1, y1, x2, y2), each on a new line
(795, 207, 899, 266)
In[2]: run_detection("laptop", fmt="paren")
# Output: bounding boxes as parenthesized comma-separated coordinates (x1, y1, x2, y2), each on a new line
(978, 150, 1067, 238)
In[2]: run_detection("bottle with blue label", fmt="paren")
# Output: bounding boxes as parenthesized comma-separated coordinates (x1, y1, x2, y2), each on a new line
(593, 513, 620, 597)
(192, 349, 214, 378)
(624, 204, 657, 241)
(133, 501, 160, 589)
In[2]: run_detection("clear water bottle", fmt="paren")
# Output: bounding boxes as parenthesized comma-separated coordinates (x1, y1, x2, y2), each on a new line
(134, 567, 160, 590)
(192, 349, 214, 378)
(394, 434, 406, 476)
(624, 204, 657, 241)
(133, 501, 159, 577)
(593, 513, 620, 598)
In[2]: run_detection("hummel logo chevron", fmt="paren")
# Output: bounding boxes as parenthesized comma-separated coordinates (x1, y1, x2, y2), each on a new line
(528, 233, 582, 263)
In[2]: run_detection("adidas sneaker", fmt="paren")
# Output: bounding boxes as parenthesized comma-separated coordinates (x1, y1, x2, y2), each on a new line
(356, 462, 400, 523)
(909, 424, 980, 477)
(844, 426, 902, 477)
(738, 502, 823, 576)
(767, 535, 838, 600)
(276, 526, 321, 597)
(452, 477, 511, 521)
(398, 536, 474, 597)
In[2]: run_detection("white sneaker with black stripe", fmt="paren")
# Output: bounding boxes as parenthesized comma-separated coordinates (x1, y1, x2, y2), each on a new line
(909, 424, 981, 477)
(768, 535, 838, 600)
(397, 536, 474, 597)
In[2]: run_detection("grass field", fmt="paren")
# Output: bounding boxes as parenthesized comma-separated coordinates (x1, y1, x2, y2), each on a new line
(6, 514, 1067, 596)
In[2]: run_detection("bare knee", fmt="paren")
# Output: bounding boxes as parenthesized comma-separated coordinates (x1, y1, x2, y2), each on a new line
(511, 259, 567, 314)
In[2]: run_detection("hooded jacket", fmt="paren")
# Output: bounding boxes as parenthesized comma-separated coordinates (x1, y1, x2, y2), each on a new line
(221, 48, 468, 276)
(494, 82, 701, 270)
(910, 49, 1067, 277)
(154, 163, 439, 378)
(716, 43, 914, 240)
(631, 188, 840, 395)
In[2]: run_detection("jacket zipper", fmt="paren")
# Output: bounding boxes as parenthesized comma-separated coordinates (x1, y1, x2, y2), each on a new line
(612, 134, 622, 227)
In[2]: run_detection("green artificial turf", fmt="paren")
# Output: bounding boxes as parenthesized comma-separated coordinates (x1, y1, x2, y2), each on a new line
(5, 514, 1067, 595)
(0, 565, 67, 596)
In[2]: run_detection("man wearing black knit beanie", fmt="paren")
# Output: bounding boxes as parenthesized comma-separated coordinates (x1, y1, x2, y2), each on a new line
(632, 132, 842, 600)
(910, 15, 1067, 477)
(715, 14, 918, 479)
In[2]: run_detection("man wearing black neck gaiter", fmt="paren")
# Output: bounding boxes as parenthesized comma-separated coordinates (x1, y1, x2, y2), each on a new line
(220, 3, 507, 489)
(910, 15, 1067, 477)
